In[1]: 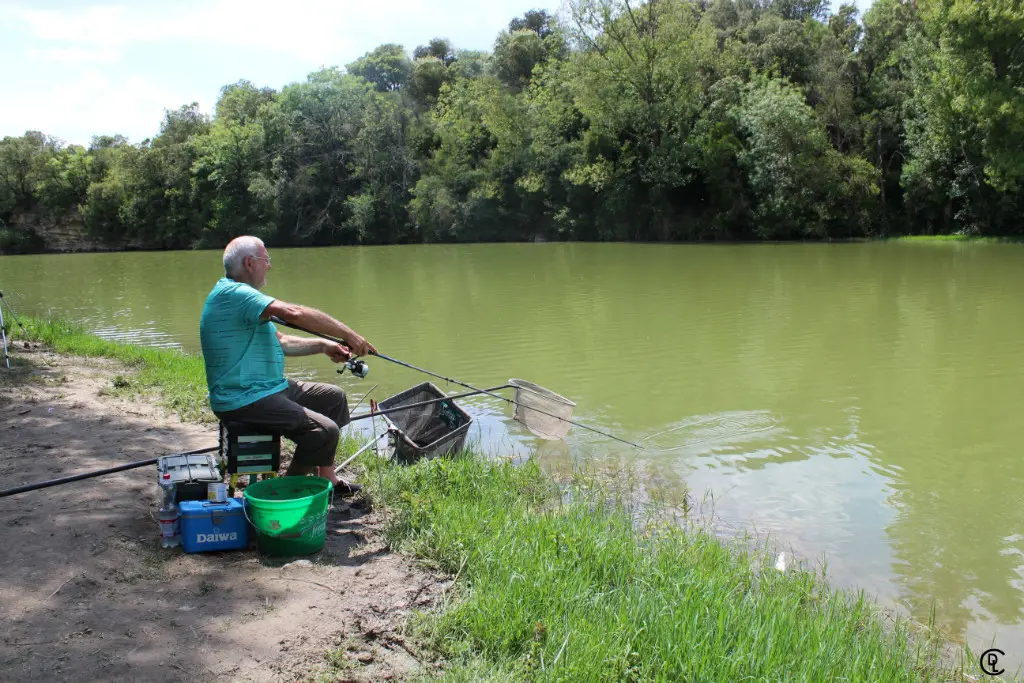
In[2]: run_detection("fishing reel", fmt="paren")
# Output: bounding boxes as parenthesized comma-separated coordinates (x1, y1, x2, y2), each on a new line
(337, 358, 369, 378)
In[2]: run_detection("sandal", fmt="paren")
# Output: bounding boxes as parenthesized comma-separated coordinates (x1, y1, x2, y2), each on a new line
(333, 478, 363, 496)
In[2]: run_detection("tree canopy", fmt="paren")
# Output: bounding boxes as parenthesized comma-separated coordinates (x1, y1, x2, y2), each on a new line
(4, 0, 1023, 254)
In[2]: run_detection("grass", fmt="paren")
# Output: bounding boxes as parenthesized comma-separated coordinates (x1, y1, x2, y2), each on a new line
(6, 316, 984, 681)
(890, 234, 1024, 244)
(362, 452, 976, 682)
(9, 315, 214, 422)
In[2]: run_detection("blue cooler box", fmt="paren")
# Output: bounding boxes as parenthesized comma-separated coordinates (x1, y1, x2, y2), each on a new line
(179, 499, 249, 553)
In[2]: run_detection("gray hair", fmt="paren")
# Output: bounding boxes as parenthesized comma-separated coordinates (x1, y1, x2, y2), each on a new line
(223, 236, 265, 277)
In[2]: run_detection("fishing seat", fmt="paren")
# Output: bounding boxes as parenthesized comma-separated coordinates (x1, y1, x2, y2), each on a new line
(218, 420, 281, 494)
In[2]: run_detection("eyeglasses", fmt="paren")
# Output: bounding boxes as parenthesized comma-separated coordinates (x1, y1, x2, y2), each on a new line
(249, 255, 272, 267)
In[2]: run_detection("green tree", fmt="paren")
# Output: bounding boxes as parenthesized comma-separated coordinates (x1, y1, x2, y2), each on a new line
(492, 10, 568, 90)
(738, 77, 878, 238)
(927, 0, 1024, 193)
(346, 44, 412, 92)
(0, 132, 56, 218)
(493, 30, 549, 88)
(413, 38, 456, 67)
(215, 81, 278, 126)
(191, 119, 273, 245)
(346, 90, 420, 243)
(271, 69, 377, 244)
(565, 0, 712, 238)
(510, 9, 559, 38)
(409, 77, 504, 241)
(857, 0, 919, 233)
(408, 57, 452, 108)
(80, 148, 131, 244)
(35, 145, 91, 216)
(11, 0, 1024, 251)
(157, 102, 211, 146)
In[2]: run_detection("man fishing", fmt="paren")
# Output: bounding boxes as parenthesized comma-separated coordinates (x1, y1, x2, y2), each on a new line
(199, 235, 376, 495)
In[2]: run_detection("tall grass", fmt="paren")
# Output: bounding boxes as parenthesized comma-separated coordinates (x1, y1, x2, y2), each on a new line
(365, 453, 969, 682)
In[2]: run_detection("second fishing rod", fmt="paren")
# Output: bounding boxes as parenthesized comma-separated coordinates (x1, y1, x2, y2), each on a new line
(269, 316, 642, 449)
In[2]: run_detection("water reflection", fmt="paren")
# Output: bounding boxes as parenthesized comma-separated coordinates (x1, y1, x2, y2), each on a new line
(638, 409, 780, 454)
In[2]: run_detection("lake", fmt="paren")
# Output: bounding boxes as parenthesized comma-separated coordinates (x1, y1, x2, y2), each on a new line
(3, 241, 1024, 665)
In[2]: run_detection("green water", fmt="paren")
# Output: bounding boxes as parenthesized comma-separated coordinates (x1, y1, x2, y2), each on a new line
(3, 241, 1024, 663)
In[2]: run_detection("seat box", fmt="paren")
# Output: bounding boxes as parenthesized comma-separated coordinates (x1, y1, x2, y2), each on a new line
(179, 499, 249, 553)
(220, 422, 281, 475)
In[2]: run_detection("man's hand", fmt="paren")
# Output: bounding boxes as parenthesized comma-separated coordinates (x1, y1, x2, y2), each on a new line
(345, 334, 377, 357)
(323, 341, 352, 363)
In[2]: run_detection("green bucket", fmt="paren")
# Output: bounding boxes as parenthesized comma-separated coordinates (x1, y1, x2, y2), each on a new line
(243, 476, 333, 556)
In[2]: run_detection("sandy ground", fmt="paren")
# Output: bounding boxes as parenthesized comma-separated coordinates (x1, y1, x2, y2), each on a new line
(0, 345, 448, 682)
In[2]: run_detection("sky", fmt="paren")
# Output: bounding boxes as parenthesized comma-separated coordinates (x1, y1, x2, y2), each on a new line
(0, 0, 874, 148)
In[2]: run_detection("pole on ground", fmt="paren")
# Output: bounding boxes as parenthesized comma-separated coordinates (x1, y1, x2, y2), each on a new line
(0, 298, 9, 370)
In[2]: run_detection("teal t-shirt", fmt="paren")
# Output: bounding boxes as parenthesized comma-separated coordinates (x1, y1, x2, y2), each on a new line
(199, 278, 288, 412)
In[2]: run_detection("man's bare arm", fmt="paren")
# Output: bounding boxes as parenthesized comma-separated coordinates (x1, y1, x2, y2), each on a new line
(275, 331, 328, 357)
(262, 301, 376, 356)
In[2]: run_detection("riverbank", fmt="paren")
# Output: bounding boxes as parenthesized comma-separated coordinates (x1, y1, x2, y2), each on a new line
(0, 318, 989, 681)
(4, 228, 1024, 257)
(892, 235, 1024, 244)
(0, 336, 449, 681)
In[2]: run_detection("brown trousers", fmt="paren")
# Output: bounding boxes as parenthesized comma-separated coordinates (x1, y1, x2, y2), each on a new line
(215, 380, 349, 469)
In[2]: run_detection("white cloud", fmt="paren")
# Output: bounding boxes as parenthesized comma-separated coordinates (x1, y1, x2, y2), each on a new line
(0, 68, 194, 146)
(15, 2, 351, 64)
(1, 0, 564, 144)
(12, 0, 541, 65)
(26, 45, 120, 64)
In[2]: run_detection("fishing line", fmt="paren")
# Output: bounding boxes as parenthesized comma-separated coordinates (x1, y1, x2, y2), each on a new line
(270, 316, 644, 449)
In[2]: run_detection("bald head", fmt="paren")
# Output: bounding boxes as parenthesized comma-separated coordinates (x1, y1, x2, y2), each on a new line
(223, 236, 265, 279)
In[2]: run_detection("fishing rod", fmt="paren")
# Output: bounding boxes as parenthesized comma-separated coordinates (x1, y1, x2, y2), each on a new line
(0, 445, 220, 499)
(0, 290, 24, 370)
(270, 316, 643, 449)
(0, 297, 8, 370)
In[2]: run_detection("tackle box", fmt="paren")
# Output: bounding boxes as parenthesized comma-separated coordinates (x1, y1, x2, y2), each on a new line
(157, 453, 222, 504)
(179, 499, 249, 553)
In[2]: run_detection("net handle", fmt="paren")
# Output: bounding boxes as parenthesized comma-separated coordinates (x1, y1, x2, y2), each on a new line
(349, 385, 512, 423)
(268, 317, 642, 449)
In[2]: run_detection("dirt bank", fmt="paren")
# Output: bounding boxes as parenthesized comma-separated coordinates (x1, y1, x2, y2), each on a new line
(0, 345, 447, 682)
